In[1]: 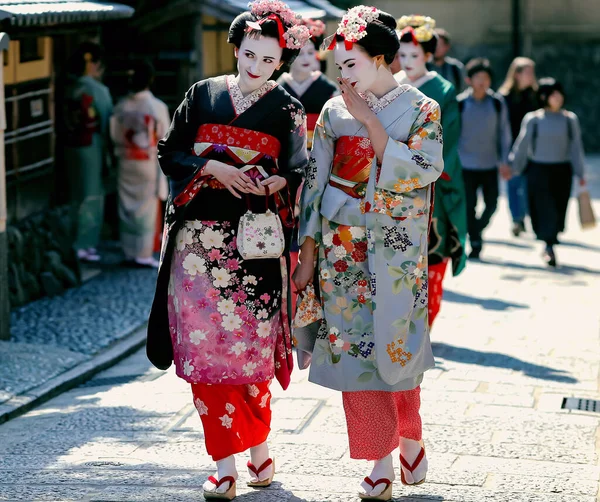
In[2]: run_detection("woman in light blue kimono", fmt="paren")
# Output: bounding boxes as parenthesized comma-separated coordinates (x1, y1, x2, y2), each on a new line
(293, 6, 443, 501)
(62, 42, 113, 262)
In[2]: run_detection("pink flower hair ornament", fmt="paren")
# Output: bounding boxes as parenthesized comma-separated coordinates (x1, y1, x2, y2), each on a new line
(303, 18, 326, 39)
(326, 5, 379, 51)
(283, 24, 311, 49)
(249, 0, 300, 26)
(247, 0, 307, 49)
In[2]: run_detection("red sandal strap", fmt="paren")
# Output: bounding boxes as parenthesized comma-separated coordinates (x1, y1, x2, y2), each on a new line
(400, 447, 425, 473)
(363, 477, 392, 489)
(247, 458, 273, 477)
(207, 475, 235, 489)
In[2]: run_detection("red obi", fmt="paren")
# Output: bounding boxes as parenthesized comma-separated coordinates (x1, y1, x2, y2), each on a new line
(329, 136, 375, 199)
(306, 113, 319, 149)
(174, 124, 282, 206)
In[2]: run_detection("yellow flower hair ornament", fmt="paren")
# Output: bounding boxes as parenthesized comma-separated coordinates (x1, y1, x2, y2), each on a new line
(396, 15, 436, 45)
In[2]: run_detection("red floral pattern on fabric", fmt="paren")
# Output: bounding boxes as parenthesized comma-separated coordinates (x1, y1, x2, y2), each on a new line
(173, 125, 282, 207)
(329, 136, 375, 198)
(196, 124, 281, 159)
(335, 135, 376, 158)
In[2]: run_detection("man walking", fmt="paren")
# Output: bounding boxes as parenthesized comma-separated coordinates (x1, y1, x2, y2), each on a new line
(428, 28, 466, 93)
(458, 58, 512, 259)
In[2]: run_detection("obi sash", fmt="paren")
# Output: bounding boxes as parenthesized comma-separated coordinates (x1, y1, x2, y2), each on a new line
(174, 123, 282, 206)
(328, 135, 375, 199)
(306, 113, 319, 150)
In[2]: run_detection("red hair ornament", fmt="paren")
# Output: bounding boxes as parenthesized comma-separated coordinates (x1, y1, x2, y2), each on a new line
(401, 26, 420, 46)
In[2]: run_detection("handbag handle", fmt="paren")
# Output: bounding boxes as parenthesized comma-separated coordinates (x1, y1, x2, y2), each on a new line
(244, 184, 271, 211)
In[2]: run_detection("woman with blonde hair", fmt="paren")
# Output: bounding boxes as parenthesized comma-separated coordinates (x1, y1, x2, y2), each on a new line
(499, 57, 538, 237)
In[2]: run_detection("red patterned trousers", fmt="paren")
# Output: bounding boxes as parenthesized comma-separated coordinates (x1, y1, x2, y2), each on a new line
(342, 387, 422, 460)
(428, 259, 449, 327)
(191, 381, 272, 461)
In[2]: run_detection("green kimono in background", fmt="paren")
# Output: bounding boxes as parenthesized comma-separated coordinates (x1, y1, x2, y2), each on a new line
(63, 75, 113, 251)
(400, 72, 467, 276)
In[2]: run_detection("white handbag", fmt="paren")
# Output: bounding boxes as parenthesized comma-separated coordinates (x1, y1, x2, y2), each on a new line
(237, 186, 285, 260)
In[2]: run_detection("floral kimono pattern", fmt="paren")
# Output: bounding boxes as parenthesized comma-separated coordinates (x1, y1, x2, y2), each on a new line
(298, 85, 443, 392)
(148, 75, 308, 391)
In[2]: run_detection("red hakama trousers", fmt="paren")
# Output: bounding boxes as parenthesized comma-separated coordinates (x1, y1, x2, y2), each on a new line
(428, 259, 449, 327)
(342, 387, 422, 460)
(191, 381, 272, 461)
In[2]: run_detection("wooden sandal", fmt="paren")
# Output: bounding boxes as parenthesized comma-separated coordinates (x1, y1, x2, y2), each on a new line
(203, 475, 236, 500)
(400, 446, 427, 486)
(246, 458, 275, 487)
(358, 477, 393, 501)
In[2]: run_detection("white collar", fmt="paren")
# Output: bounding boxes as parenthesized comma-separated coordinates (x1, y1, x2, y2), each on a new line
(280, 71, 321, 98)
(227, 74, 277, 116)
(394, 70, 437, 88)
(360, 85, 410, 114)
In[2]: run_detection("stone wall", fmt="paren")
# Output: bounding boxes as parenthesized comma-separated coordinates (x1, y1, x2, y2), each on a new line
(7, 205, 81, 308)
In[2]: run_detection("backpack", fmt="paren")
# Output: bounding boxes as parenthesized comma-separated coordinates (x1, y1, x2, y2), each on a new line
(531, 110, 573, 156)
(458, 93, 503, 141)
(458, 93, 503, 116)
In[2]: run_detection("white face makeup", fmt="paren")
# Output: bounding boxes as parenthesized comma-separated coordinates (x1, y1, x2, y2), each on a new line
(236, 35, 283, 94)
(290, 43, 318, 80)
(334, 42, 378, 93)
(399, 42, 428, 81)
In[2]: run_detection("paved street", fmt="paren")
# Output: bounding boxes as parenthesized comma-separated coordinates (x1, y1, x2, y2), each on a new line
(1, 176, 599, 501)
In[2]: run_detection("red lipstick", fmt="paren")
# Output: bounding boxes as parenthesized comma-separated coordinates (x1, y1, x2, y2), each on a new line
(247, 71, 261, 79)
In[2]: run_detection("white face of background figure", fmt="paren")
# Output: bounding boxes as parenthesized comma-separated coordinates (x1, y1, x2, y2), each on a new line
(398, 42, 429, 81)
(235, 35, 283, 93)
(334, 42, 379, 93)
(290, 43, 318, 80)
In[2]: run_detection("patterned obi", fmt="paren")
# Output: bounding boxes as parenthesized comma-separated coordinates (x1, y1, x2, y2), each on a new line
(328, 135, 375, 199)
(174, 124, 281, 206)
(306, 113, 319, 150)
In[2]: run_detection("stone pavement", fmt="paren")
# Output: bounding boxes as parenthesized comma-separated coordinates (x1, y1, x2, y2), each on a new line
(0, 243, 156, 422)
(0, 159, 599, 501)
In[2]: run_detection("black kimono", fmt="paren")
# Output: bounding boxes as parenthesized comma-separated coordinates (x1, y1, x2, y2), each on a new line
(147, 75, 308, 391)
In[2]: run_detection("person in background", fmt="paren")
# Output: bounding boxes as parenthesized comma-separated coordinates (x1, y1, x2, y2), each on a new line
(499, 57, 539, 237)
(509, 78, 586, 268)
(427, 28, 465, 93)
(277, 18, 338, 323)
(458, 58, 512, 259)
(110, 60, 171, 268)
(277, 18, 338, 151)
(395, 14, 467, 328)
(389, 30, 403, 75)
(61, 42, 113, 262)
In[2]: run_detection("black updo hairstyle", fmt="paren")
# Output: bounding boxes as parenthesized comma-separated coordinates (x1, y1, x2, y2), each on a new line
(130, 59, 155, 93)
(537, 77, 565, 108)
(398, 30, 438, 57)
(67, 42, 104, 77)
(228, 11, 300, 66)
(335, 10, 400, 65)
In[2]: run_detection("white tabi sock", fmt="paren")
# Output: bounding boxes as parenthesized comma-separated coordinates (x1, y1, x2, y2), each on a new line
(359, 453, 395, 496)
(248, 441, 272, 481)
(399, 437, 427, 484)
(203, 455, 238, 493)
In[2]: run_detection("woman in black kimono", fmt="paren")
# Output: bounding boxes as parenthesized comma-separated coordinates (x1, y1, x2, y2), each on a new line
(146, 1, 309, 499)
(277, 18, 338, 150)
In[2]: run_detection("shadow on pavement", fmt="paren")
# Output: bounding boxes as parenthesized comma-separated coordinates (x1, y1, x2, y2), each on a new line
(443, 290, 529, 311)
(474, 257, 600, 276)
(556, 239, 600, 253)
(432, 342, 578, 383)
(485, 238, 535, 250)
